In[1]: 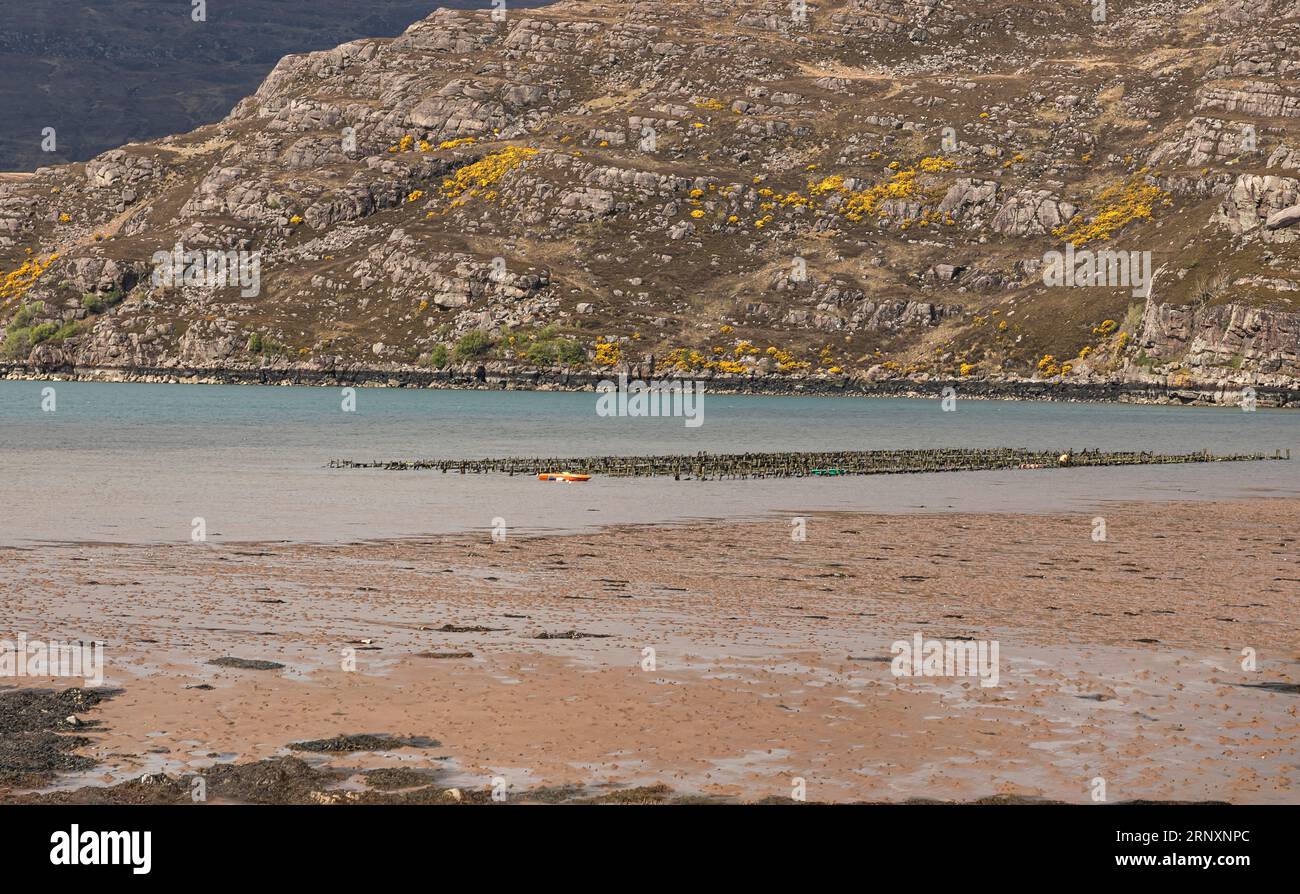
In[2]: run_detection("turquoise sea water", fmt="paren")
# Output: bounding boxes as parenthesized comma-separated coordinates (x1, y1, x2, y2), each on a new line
(1, 380, 1296, 544)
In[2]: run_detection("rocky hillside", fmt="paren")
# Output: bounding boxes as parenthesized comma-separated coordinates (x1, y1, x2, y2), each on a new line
(2, 0, 1298, 398)
(0, 1, 530, 172)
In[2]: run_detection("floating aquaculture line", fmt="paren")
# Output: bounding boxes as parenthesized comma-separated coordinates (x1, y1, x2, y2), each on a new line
(328, 448, 1289, 480)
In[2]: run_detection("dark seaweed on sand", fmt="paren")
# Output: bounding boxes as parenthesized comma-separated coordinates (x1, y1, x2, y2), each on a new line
(209, 657, 285, 670)
(287, 734, 440, 754)
(0, 687, 119, 787)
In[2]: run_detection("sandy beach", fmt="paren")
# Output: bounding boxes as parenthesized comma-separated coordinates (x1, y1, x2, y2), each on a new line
(2, 498, 1297, 804)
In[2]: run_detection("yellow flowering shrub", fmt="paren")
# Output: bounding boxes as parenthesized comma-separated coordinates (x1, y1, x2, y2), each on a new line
(593, 338, 622, 368)
(1, 254, 58, 307)
(835, 157, 955, 223)
(1053, 170, 1171, 247)
(764, 344, 809, 372)
(810, 175, 845, 195)
(441, 146, 539, 205)
(666, 347, 707, 371)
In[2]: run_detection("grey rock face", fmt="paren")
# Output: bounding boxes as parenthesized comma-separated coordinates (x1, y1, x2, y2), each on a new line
(1214, 174, 1300, 242)
(990, 190, 1076, 237)
(1137, 298, 1300, 378)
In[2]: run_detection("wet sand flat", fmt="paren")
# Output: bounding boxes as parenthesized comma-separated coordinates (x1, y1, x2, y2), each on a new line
(1, 499, 1297, 803)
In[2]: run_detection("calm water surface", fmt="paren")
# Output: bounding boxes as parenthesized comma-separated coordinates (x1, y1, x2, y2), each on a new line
(1, 380, 1295, 544)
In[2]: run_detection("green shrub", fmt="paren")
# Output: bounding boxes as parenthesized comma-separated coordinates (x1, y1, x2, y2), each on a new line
(246, 332, 287, 355)
(83, 290, 122, 314)
(52, 320, 82, 341)
(0, 302, 59, 359)
(523, 339, 557, 365)
(453, 330, 493, 361)
(29, 322, 59, 344)
(426, 344, 449, 368)
(554, 338, 586, 366)
(516, 324, 585, 366)
(9, 301, 42, 329)
(1, 327, 32, 359)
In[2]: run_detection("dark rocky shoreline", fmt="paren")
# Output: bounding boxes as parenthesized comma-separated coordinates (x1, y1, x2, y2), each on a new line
(4, 362, 1298, 409)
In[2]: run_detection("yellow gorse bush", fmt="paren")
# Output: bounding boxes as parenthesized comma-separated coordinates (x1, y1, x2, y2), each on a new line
(764, 344, 809, 372)
(810, 174, 845, 195)
(1053, 170, 1171, 247)
(441, 146, 539, 206)
(694, 157, 959, 235)
(838, 157, 955, 223)
(665, 347, 707, 371)
(593, 338, 622, 368)
(1, 254, 58, 307)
